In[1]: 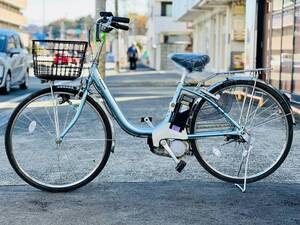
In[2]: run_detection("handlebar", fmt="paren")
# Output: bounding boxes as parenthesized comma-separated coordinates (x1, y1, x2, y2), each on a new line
(111, 22, 129, 31)
(112, 16, 130, 24)
(92, 12, 130, 64)
(95, 12, 130, 41)
(99, 11, 130, 28)
(100, 12, 130, 24)
(100, 12, 113, 17)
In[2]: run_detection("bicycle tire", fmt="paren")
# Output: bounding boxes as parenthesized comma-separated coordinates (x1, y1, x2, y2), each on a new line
(5, 87, 113, 192)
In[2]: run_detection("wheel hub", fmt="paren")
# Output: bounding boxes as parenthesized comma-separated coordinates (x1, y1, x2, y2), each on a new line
(55, 138, 62, 145)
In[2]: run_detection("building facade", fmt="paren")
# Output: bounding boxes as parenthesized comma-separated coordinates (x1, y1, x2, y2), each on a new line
(147, 0, 192, 70)
(173, 0, 246, 72)
(0, 0, 27, 30)
(245, 0, 300, 103)
(0, 0, 28, 46)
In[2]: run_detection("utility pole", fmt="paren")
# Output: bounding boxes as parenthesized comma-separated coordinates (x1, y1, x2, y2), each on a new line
(60, 21, 65, 40)
(42, 0, 46, 34)
(95, 0, 107, 78)
(115, 0, 120, 72)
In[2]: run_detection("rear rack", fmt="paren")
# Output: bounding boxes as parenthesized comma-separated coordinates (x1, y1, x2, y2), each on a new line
(195, 68, 272, 90)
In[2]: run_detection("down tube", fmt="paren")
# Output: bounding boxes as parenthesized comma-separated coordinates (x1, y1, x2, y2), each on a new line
(91, 66, 153, 137)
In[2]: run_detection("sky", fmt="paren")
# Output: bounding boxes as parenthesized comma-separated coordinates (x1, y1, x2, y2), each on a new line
(24, 0, 148, 26)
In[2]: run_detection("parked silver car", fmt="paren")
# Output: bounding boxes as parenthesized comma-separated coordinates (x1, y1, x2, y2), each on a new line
(0, 29, 29, 94)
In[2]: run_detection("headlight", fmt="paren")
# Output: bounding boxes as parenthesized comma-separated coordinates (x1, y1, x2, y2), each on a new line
(0, 65, 4, 78)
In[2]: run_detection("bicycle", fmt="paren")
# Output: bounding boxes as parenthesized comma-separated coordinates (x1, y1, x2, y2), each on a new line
(5, 12, 295, 193)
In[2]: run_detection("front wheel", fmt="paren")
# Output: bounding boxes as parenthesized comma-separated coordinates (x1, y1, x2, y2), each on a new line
(5, 87, 113, 192)
(190, 79, 294, 184)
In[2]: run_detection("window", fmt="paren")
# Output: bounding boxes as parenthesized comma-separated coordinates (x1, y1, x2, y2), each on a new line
(19, 37, 24, 49)
(7, 37, 16, 50)
(161, 2, 172, 17)
(281, 5, 294, 92)
(270, 0, 283, 88)
(269, 0, 300, 95)
(293, 3, 300, 94)
(0, 36, 6, 52)
(14, 36, 23, 49)
(163, 34, 191, 44)
(284, 0, 294, 8)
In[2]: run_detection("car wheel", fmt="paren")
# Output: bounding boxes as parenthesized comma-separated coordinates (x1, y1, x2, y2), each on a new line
(0, 74, 11, 94)
(20, 69, 29, 90)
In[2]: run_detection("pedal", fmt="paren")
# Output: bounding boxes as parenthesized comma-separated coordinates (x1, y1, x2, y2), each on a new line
(161, 140, 187, 172)
(141, 117, 154, 128)
(176, 160, 186, 173)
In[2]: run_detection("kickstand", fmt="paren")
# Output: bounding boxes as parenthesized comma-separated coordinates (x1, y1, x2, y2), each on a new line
(235, 144, 253, 193)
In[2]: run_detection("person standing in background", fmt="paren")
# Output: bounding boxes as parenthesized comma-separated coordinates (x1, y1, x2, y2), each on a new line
(127, 44, 138, 70)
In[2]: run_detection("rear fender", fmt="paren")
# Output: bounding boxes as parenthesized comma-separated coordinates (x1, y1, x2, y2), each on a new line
(203, 77, 295, 125)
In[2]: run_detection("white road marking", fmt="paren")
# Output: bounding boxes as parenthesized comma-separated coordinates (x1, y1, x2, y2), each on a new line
(0, 94, 171, 128)
(0, 80, 73, 128)
(0, 93, 31, 129)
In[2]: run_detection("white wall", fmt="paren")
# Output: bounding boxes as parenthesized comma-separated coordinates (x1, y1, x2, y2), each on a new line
(147, 0, 190, 70)
(174, 1, 246, 72)
(191, 6, 232, 71)
(173, 0, 200, 20)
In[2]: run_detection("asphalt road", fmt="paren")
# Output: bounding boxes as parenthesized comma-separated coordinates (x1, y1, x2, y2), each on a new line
(0, 181, 299, 225)
(0, 69, 299, 225)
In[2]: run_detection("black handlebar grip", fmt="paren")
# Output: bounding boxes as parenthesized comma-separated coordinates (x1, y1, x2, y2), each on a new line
(100, 11, 113, 17)
(112, 16, 130, 24)
(112, 22, 129, 31)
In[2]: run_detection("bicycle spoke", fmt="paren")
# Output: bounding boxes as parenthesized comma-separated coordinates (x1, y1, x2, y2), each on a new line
(22, 113, 53, 138)
(60, 148, 80, 182)
(68, 143, 100, 162)
(44, 105, 56, 131)
(14, 125, 30, 132)
(63, 105, 71, 131)
(237, 154, 245, 177)
(233, 88, 243, 113)
(63, 138, 113, 142)
(250, 102, 277, 119)
(239, 87, 248, 125)
(251, 112, 291, 130)
(246, 93, 265, 128)
(244, 81, 257, 126)
(247, 97, 270, 122)
(50, 90, 60, 139)
(56, 147, 63, 184)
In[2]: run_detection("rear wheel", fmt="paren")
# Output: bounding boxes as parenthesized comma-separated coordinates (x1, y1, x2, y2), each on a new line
(5, 87, 113, 192)
(190, 79, 293, 183)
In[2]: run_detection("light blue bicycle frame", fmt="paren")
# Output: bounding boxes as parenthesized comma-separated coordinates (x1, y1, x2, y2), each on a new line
(59, 37, 242, 141)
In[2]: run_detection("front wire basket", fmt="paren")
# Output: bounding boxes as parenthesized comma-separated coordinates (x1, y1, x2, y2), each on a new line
(32, 40, 88, 81)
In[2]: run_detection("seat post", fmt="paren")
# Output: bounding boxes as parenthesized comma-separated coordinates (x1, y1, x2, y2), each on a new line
(180, 69, 188, 84)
